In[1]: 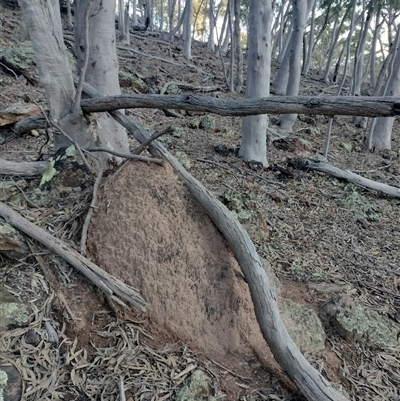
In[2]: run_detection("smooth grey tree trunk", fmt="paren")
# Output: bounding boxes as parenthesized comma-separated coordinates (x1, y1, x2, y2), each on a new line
(122, 1, 130, 44)
(165, 1, 187, 39)
(239, 0, 272, 167)
(368, 26, 400, 150)
(183, 0, 193, 59)
(370, 6, 382, 89)
(352, 6, 372, 127)
(302, 0, 316, 76)
(216, 0, 229, 55)
(75, 0, 129, 165)
(18, 0, 89, 149)
(278, 0, 309, 130)
(133, 0, 138, 25)
(233, 0, 243, 92)
(352, 3, 371, 96)
(118, 0, 125, 37)
(67, 0, 73, 29)
(208, 0, 215, 51)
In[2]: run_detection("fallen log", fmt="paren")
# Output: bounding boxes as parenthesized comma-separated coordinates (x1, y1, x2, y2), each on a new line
(289, 157, 400, 198)
(80, 94, 400, 117)
(80, 81, 349, 401)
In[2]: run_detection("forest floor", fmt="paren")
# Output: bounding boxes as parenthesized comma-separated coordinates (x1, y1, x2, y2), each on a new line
(1, 3, 400, 401)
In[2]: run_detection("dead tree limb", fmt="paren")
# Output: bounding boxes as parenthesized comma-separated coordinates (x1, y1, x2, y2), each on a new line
(0, 202, 146, 312)
(13, 94, 400, 136)
(0, 159, 48, 176)
(290, 157, 400, 197)
(80, 81, 349, 401)
(80, 94, 400, 117)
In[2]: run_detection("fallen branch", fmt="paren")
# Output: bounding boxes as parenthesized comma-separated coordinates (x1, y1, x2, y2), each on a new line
(80, 81, 348, 401)
(80, 94, 400, 117)
(0, 159, 48, 176)
(84, 147, 164, 164)
(289, 157, 400, 198)
(131, 126, 173, 154)
(0, 202, 145, 312)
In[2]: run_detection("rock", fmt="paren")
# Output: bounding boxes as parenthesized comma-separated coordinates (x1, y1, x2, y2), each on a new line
(0, 363, 22, 401)
(175, 370, 215, 401)
(320, 295, 400, 348)
(281, 299, 326, 354)
(0, 284, 30, 330)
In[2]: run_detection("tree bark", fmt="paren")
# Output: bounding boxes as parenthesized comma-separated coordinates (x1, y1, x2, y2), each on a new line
(18, 0, 88, 149)
(79, 93, 400, 117)
(233, 0, 243, 92)
(368, 28, 400, 150)
(278, 0, 309, 130)
(74, 0, 129, 166)
(239, 0, 272, 167)
(183, 0, 193, 59)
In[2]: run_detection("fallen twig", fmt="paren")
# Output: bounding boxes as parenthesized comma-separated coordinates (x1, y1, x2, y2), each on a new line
(84, 147, 164, 164)
(131, 126, 173, 154)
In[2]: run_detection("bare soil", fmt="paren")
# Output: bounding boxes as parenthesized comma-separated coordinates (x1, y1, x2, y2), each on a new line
(1, 2, 400, 400)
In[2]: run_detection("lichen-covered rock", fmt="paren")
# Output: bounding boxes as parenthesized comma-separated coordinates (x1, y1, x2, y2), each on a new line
(175, 370, 215, 401)
(0, 284, 30, 330)
(281, 299, 326, 354)
(320, 295, 400, 348)
(0, 364, 22, 401)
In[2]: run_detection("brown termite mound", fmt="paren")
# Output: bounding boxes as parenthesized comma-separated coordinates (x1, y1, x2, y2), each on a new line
(87, 160, 277, 373)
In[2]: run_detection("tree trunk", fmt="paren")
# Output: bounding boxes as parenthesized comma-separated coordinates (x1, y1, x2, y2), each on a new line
(122, 1, 131, 44)
(233, 0, 243, 92)
(302, 0, 316, 76)
(216, 0, 229, 55)
(239, 0, 272, 167)
(370, 6, 381, 89)
(352, 3, 371, 96)
(118, 0, 125, 37)
(352, 1, 372, 127)
(74, 0, 129, 166)
(183, 0, 193, 59)
(133, 0, 138, 25)
(278, 0, 309, 130)
(18, 0, 89, 149)
(208, 0, 215, 51)
(67, 0, 73, 29)
(368, 27, 400, 150)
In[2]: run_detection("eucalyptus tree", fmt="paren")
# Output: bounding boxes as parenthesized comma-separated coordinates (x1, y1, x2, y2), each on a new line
(18, 0, 128, 168)
(277, 0, 313, 131)
(183, 0, 193, 58)
(239, 0, 272, 166)
(368, 25, 400, 150)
